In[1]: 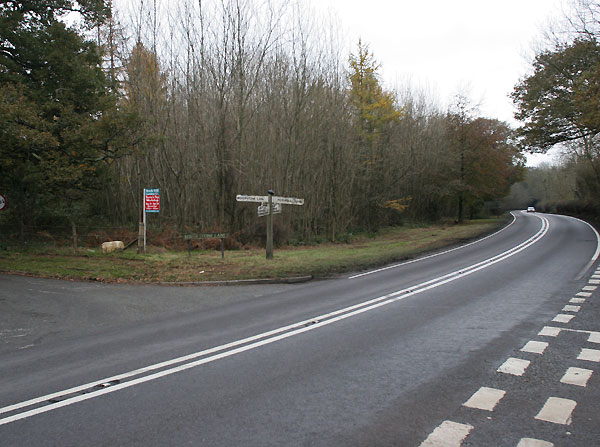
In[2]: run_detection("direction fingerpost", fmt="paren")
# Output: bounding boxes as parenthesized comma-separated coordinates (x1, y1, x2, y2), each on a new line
(236, 191, 304, 259)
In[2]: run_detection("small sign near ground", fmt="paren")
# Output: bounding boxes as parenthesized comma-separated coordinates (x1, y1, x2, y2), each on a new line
(184, 233, 229, 240)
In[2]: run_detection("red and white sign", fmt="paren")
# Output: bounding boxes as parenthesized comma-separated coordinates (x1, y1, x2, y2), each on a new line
(144, 188, 160, 213)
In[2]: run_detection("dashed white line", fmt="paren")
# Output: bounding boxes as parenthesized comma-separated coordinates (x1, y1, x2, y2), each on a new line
(497, 358, 530, 376)
(588, 279, 600, 284)
(577, 348, 600, 362)
(560, 367, 593, 387)
(462, 387, 506, 411)
(535, 397, 577, 425)
(569, 298, 586, 304)
(562, 305, 580, 312)
(576, 291, 592, 297)
(552, 314, 574, 323)
(419, 420, 474, 447)
(521, 341, 548, 354)
(517, 438, 554, 447)
(588, 332, 600, 343)
(582, 285, 597, 291)
(538, 326, 561, 337)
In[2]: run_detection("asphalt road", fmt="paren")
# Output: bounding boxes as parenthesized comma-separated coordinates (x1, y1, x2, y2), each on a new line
(1, 211, 599, 446)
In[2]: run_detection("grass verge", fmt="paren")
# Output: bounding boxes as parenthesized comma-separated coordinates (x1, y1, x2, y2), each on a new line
(0, 218, 508, 284)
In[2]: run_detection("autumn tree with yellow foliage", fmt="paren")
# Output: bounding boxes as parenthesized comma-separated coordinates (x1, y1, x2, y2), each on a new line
(348, 41, 404, 230)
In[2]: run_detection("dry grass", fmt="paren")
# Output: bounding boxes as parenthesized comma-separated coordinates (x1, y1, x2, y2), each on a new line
(0, 218, 506, 283)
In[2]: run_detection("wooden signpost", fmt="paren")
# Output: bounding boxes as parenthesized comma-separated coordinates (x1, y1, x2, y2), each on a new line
(184, 233, 229, 258)
(236, 191, 304, 259)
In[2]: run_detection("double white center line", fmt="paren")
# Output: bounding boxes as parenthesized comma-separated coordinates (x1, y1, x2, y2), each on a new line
(0, 215, 549, 426)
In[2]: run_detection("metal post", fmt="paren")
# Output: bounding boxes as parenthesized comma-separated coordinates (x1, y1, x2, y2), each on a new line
(143, 189, 147, 253)
(221, 238, 225, 259)
(266, 190, 274, 259)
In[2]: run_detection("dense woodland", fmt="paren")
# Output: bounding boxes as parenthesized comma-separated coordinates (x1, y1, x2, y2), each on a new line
(2, 1, 599, 245)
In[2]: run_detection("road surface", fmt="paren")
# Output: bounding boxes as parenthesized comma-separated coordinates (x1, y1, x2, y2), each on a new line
(1, 211, 599, 446)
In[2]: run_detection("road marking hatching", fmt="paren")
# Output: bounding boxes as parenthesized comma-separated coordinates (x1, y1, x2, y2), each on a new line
(535, 397, 577, 425)
(497, 358, 531, 376)
(0, 215, 551, 426)
(419, 420, 474, 447)
(521, 341, 548, 355)
(516, 438, 554, 447)
(577, 348, 600, 362)
(552, 314, 575, 323)
(462, 387, 506, 411)
(560, 367, 593, 387)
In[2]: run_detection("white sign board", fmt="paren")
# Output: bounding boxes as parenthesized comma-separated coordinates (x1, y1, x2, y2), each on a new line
(272, 197, 304, 205)
(258, 203, 282, 217)
(236, 195, 269, 203)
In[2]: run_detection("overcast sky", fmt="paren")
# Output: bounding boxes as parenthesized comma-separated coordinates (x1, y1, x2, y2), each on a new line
(317, 0, 567, 165)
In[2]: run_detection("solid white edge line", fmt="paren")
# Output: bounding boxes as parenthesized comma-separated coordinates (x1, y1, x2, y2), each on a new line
(560, 214, 600, 280)
(348, 212, 518, 279)
(0, 215, 550, 426)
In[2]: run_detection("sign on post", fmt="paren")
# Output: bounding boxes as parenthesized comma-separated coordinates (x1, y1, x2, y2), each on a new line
(184, 233, 229, 258)
(144, 188, 160, 213)
(236, 192, 304, 259)
(258, 203, 281, 217)
(0, 194, 6, 211)
(142, 188, 160, 253)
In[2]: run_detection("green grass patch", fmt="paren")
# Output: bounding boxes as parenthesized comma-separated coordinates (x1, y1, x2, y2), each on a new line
(0, 218, 507, 283)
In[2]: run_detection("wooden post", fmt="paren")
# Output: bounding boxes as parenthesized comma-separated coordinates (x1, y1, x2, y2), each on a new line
(174, 224, 178, 251)
(137, 222, 144, 254)
(266, 191, 274, 259)
(71, 222, 77, 250)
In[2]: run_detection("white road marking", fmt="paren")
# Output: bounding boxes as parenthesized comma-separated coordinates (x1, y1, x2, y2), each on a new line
(562, 305, 580, 312)
(570, 215, 600, 279)
(577, 348, 600, 362)
(552, 314, 574, 323)
(535, 397, 577, 425)
(560, 367, 593, 387)
(576, 291, 592, 297)
(582, 285, 597, 291)
(589, 332, 600, 343)
(497, 358, 530, 376)
(538, 326, 562, 337)
(521, 341, 548, 354)
(0, 215, 552, 426)
(349, 212, 519, 279)
(517, 438, 554, 447)
(462, 387, 506, 411)
(588, 279, 600, 284)
(569, 298, 586, 304)
(419, 420, 474, 447)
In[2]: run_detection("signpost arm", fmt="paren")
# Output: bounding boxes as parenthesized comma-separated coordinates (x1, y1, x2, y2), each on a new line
(266, 190, 274, 259)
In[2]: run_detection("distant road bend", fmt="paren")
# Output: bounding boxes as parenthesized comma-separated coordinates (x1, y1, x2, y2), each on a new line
(0, 211, 599, 446)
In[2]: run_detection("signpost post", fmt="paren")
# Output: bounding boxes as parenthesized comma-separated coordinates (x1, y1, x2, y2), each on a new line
(143, 188, 160, 253)
(236, 191, 304, 259)
(183, 233, 229, 258)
